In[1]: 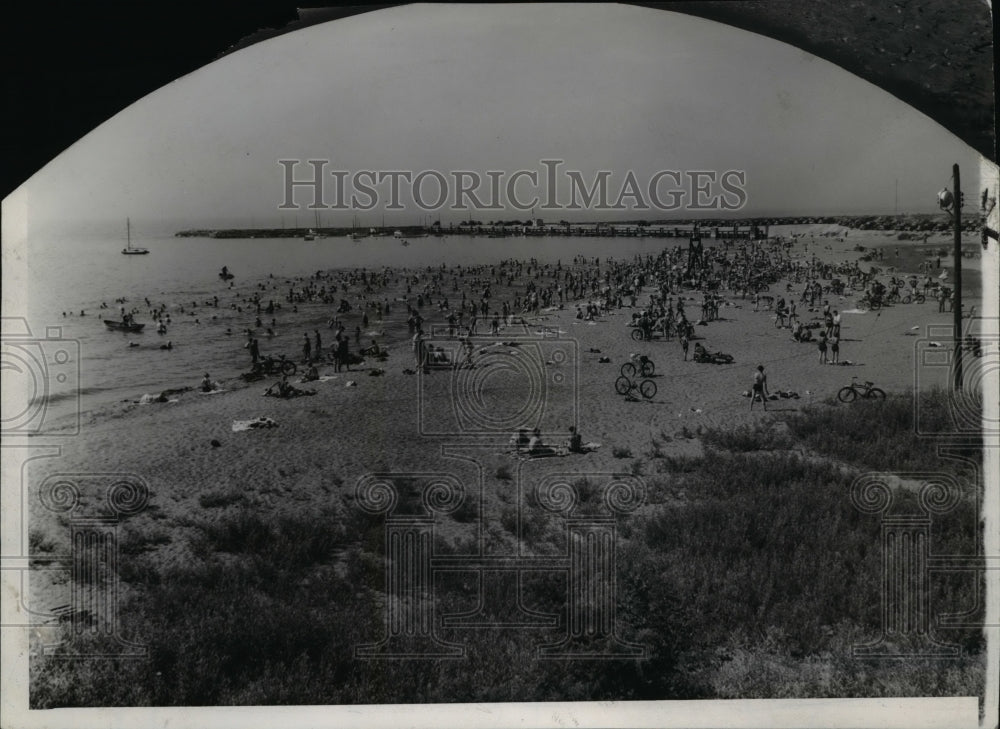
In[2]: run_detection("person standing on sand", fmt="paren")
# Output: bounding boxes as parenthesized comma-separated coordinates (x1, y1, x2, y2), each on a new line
(246, 336, 260, 365)
(302, 333, 312, 363)
(338, 335, 351, 372)
(830, 334, 840, 364)
(314, 330, 322, 359)
(412, 328, 425, 369)
(680, 334, 689, 361)
(818, 331, 828, 364)
(750, 365, 769, 411)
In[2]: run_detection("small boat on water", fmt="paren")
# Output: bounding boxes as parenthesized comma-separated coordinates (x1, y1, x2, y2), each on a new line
(121, 218, 149, 255)
(104, 319, 145, 332)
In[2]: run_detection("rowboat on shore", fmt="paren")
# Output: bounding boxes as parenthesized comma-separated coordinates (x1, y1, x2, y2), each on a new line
(103, 319, 145, 332)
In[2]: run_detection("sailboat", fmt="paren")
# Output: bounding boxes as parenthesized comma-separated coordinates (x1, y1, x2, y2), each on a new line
(121, 218, 149, 255)
(304, 210, 321, 240)
(350, 215, 366, 241)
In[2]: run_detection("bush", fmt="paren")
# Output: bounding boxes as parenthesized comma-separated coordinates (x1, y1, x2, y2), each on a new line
(198, 491, 246, 509)
(784, 390, 980, 476)
(702, 423, 792, 452)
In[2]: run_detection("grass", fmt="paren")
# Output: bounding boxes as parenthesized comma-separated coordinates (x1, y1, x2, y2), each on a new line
(197, 491, 246, 509)
(702, 422, 793, 452)
(32, 391, 986, 706)
(783, 389, 982, 476)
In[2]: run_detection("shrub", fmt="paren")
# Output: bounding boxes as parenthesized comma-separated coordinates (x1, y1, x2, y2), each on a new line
(784, 390, 980, 476)
(198, 491, 246, 509)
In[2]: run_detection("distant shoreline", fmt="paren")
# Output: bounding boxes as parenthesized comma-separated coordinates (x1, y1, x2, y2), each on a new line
(176, 213, 987, 239)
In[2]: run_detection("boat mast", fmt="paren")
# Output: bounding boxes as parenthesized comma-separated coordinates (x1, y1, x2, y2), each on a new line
(126, 217, 131, 249)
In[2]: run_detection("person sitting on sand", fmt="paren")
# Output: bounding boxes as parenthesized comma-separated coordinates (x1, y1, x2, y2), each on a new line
(510, 428, 530, 452)
(302, 364, 319, 382)
(527, 427, 556, 457)
(265, 375, 314, 398)
(567, 426, 584, 453)
(200, 373, 216, 392)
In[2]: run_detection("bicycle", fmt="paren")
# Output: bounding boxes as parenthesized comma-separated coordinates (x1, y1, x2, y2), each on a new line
(902, 292, 926, 304)
(859, 293, 882, 311)
(630, 326, 655, 342)
(621, 354, 654, 378)
(615, 373, 657, 400)
(837, 377, 886, 403)
(252, 355, 297, 376)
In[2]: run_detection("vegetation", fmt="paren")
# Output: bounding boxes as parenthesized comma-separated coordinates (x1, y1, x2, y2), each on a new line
(32, 392, 985, 706)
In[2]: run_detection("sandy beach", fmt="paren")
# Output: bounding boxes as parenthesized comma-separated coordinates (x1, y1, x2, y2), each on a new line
(26, 225, 985, 559)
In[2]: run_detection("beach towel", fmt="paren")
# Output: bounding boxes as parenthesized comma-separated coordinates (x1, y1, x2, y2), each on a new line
(199, 388, 226, 395)
(296, 375, 336, 384)
(505, 442, 600, 459)
(232, 417, 279, 432)
(138, 393, 178, 405)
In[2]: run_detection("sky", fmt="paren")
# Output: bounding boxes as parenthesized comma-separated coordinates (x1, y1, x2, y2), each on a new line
(5, 3, 987, 237)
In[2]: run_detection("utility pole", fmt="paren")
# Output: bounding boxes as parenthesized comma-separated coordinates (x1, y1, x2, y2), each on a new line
(952, 163, 963, 391)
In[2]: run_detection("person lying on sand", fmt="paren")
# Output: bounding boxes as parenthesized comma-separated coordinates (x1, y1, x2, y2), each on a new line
(265, 375, 316, 398)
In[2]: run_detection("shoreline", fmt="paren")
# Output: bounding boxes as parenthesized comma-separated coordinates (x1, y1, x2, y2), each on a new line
(175, 213, 992, 240)
(39, 225, 985, 433)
